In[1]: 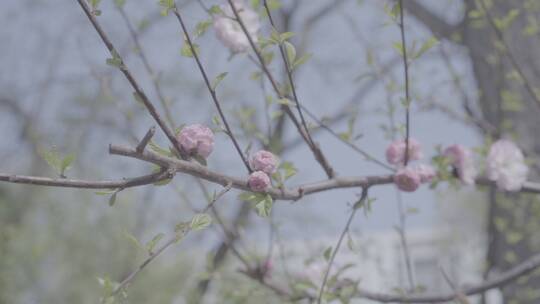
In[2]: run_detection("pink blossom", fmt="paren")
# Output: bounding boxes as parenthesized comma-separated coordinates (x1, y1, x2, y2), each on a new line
(177, 124, 214, 158)
(443, 144, 477, 185)
(486, 139, 529, 191)
(250, 150, 278, 174)
(394, 167, 421, 192)
(213, 0, 260, 53)
(385, 138, 423, 166)
(248, 171, 271, 192)
(415, 164, 436, 183)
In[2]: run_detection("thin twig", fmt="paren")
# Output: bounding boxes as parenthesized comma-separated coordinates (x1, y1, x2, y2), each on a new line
(262, 0, 317, 152)
(117, 7, 176, 130)
(111, 183, 232, 295)
(112, 236, 177, 295)
(136, 126, 156, 153)
(76, 0, 186, 158)
(300, 105, 394, 171)
(395, 190, 415, 291)
(317, 188, 369, 303)
(171, 4, 251, 172)
(398, 0, 412, 165)
(440, 266, 470, 304)
(227, 0, 335, 178)
(353, 250, 540, 303)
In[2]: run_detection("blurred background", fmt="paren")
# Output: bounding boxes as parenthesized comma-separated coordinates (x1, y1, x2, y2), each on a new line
(1, 0, 539, 303)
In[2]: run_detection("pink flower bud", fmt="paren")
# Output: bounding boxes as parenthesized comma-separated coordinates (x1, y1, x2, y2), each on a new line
(177, 124, 214, 158)
(486, 139, 528, 191)
(394, 167, 421, 192)
(415, 164, 436, 183)
(385, 138, 423, 166)
(250, 150, 278, 174)
(443, 144, 477, 185)
(248, 171, 271, 192)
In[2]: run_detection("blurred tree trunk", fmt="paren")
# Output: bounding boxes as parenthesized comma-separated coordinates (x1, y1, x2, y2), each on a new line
(408, 0, 540, 302)
(464, 1, 540, 303)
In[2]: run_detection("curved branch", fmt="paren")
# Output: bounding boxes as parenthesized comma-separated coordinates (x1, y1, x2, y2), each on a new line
(109, 144, 540, 200)
(355, 251, 540, 303)
(0, 170, 170, 190)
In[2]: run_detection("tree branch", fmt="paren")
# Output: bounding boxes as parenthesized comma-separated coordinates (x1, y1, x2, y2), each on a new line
(0, 170, 170, 190)
(171, 4, 252, 172)
(227, 0, 335, 178)
(76, 0, 186, 158)
(354, 250, 540, 303)
(401, 0, 461, 40)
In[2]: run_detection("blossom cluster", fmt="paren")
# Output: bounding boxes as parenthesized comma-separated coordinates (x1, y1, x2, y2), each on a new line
(177, 122, 528, 194)
(386, 137, 529, 193)
(248, 150, 279, 192)
(386, 139, 435, 192)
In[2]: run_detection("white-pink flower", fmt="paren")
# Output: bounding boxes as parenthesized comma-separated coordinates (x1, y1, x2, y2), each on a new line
(250, 150, 278, 174)
(385, 138, 423, 166)
(394, 167, 421, 192)
(486, 139, 528, 191)
(443, 144, 477, 185)
(415, 164, 436, 183)
(177, 124, 214, 158)
(213, 0, 260, 53)
(248, 171, 271, 192)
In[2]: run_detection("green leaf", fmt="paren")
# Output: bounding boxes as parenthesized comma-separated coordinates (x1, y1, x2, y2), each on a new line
(195, 20, 212, 37)
(279, 31, 295, 41)
(60, 154, 75, 176)
(95, 189, 118, 195)
(158, 0, 175, 15)
(211, 72, 228, 90)
(262, 51, 274, 65)
(191, 213, 212, 231)
(323, 246, 333, 261)
(108, 192, 118, 206)
(392, 41, 404, 57)
(255, 194, 273, 217)
(114, 0, 126, 8)
(132, 91, 145, 105)
(145, 233, 165, 254)
(97, 276, 114, 296)
(284, 41, 296, 64)
(414, 37, 438, 59)
(40, 147, 62, 173)
(292, 53, 312, 70)
(90, 0, 101, 11)
(266, 0, 281, 10)
(181, 43, 200, 58)
(148, 141, 174, 157)
(280, 161, 297, 180)
(277, 98, 293, 106)
(209, 5, 222, 15)
(106, 50, 123, 68)
(193, 155, 208, 166)
(123, 231, 144, 251)
(153, 177, 172, 186)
